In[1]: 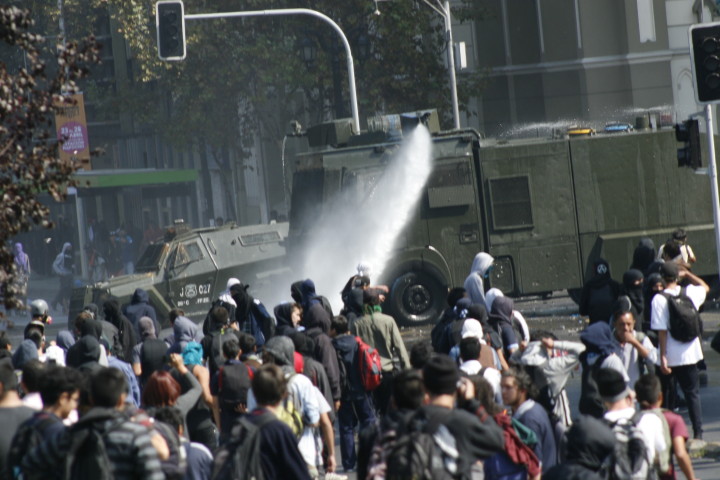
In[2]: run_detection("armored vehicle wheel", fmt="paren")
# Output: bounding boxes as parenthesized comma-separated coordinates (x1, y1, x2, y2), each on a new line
(388, 271, 445, 327)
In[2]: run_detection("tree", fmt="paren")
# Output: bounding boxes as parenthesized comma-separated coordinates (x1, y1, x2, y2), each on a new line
(20, 1, 489, 224)
(0, 5, 99, 311)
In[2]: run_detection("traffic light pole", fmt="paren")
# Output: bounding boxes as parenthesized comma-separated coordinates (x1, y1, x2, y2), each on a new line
(420, 0, 461, 130)
(703, 105, 720, 279)
(184, 8, 360, 134)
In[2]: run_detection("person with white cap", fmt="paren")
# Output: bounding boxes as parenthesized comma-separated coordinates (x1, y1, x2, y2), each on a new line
(458, 319, 502, 404)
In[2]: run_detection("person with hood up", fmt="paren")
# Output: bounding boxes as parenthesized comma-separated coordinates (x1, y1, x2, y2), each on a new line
(13, 242, 30, 314)
(67, 335, 104, 374)
(430, 287, 467, 354)
(630, 237, 657, 275)
(579, 258, 622, 324)
(464, 252, 494, 307)
(274, 302, 301, 337)
(542, 415, 616, 480)
(123, 288, 159, 337)
(291, 279, 331, 334)
(488, 296, 520, 358)
(486, 288, 530, 348)
(66, 313, 108, 369)
(295, 293, 341, 407)
(12, 339, 39, 371)
(103, 298, 137, 363)
(55, 330, 76, 358)
(202, 278, 239, 335)
(247, 336, 323, 477)
(51, 242, 73, 313)
(621, 268, 645, 326)
(132, 316, 168, 387)
(578, 321, 628, 418)
(168, 316, 201, 355)
(230, 282, 273, 347)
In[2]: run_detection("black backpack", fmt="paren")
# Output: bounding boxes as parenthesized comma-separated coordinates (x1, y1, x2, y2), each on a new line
(64, 420, 120, 480)
(662, 287, 701, 342)
(217, 362, 253, 412)
(367, 410, 460, 480)
(579, 352, 610, 418)
(152, 420, 188, 480)
(209, 331, 237, 375)
(7, 412, 57, 480)
(212, 414, 275, 480)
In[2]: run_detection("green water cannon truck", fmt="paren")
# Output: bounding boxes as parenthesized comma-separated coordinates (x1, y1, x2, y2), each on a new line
(286, 110, 717, 325)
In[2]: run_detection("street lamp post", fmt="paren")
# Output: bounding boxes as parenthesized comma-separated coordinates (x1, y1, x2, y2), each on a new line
(420, 0, 461, 130)
(183, 8, 361, 133)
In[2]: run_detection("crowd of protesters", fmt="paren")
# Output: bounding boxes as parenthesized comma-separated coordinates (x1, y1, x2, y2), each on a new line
(0, 227, 708, 479)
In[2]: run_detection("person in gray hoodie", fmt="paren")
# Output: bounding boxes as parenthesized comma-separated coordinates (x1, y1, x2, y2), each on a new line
(464, 252, 494, 307)
(123, 288, 159, 336)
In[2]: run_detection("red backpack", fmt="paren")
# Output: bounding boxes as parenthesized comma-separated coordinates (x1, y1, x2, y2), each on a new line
(356, 336, 383, 391)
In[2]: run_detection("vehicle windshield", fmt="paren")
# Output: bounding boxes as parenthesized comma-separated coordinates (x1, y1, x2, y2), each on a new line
(134, 243, 168, 273)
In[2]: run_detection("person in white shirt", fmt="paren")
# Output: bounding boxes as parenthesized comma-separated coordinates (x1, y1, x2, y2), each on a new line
(597, 367, 667, 466)
(650, 261, 708, 440)
(612, 298, 657, 389)
(458, 332, 502, 405)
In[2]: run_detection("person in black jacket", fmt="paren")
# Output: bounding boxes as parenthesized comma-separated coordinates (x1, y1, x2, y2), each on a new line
(330, 315, 377, 472)
(579, 258, 622, 324)
(291, 279, 331, 334)
(543, 415, 615, 480)
(420, 355, 504, 478)
(103, 298, 137, 363)
(357, 369, 424, 479)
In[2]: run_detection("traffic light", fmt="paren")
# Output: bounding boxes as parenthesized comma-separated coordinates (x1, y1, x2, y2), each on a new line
(156, 1, 186, 61)
(690, 23, 720, 103)
(675, 119, 702, 169)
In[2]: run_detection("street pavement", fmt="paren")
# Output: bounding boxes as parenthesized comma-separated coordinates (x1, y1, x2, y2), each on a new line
(6, 275, 720, 478)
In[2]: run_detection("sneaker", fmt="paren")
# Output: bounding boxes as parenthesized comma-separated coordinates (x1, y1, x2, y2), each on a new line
(325, 473, 349, 480)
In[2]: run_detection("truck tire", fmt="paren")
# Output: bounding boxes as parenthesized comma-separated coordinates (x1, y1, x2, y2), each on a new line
(388, 271, 445, 327)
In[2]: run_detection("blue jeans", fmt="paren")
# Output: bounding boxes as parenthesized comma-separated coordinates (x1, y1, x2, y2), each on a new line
(338, 394, 377, 470)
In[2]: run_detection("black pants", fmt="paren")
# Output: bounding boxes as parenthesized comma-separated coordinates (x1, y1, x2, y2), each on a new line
(660, 363, 703, 438)
(372, 370, 396, 418)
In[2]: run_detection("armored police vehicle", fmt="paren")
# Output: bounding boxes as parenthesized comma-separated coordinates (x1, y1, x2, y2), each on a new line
(70, 221, 289, 324)
(287, 110, 716, 325)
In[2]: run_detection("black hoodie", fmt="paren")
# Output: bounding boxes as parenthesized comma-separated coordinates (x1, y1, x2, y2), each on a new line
(579, 259, 621, 324)
(103, 299, 138, 362)
(543, 415, 615, 480)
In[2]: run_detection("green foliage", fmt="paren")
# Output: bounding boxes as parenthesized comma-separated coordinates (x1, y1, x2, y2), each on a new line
(0, 5, 99, 310)
(78, 0, 487, 149)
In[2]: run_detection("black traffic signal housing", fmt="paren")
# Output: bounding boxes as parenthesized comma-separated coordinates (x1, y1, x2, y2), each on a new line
(690, 23, 720, 103)
(675, 119, 702, 169)
(156, 1, 186, 61)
